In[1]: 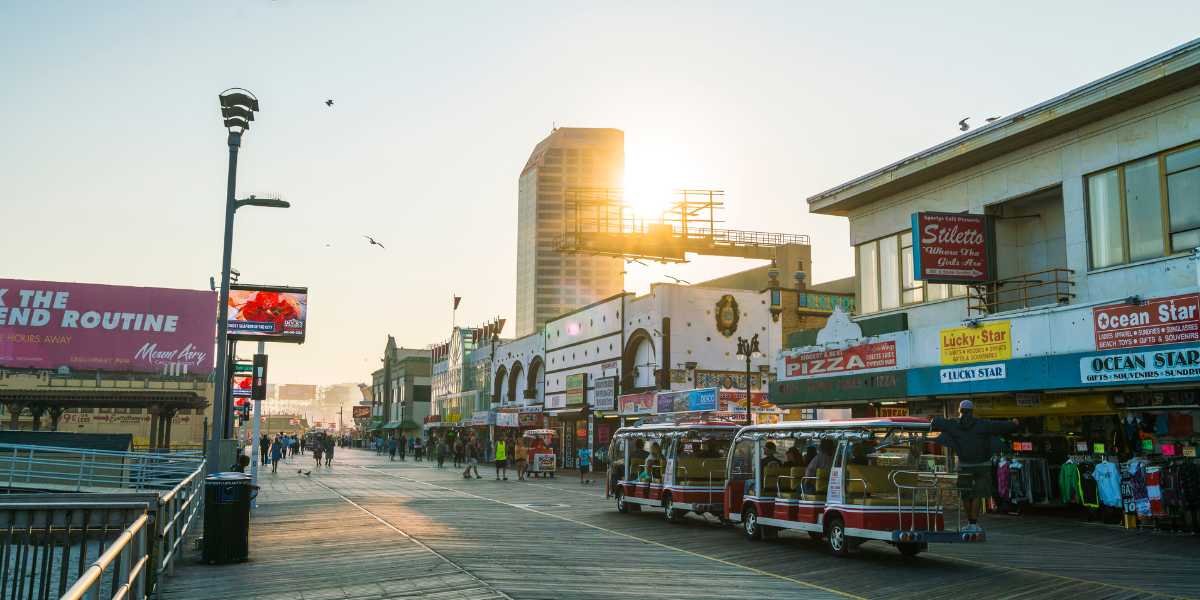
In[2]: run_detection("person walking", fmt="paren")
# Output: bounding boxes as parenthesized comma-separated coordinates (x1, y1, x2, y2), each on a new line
(494, 436, 509, 481)
(388, 436, 398, 461)
(436, 437, 449, 469)
(578, 445, 592, 485)
(463, 437, 482, 479)
(299, 435, 306, 455)
(398, 433, 407, 461)
(312, 438, 324, 467)
(260, 433, 270, 465)
(931, 399, 1019, 534)
(270, 436, 284, 474)
(453, 437, 464, 469)
(513, 436, 528, 481)
(324, 435, 335, 467)
(414, 437, 424, 462)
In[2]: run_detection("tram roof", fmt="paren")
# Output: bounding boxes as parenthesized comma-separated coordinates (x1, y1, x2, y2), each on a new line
(741, 416, 932, 434)
(614, 421, 742, 434)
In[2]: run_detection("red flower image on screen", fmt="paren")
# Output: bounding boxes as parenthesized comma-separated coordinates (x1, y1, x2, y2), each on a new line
(228, 288, 307, 339)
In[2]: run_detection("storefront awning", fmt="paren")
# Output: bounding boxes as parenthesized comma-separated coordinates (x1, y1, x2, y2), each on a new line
(368, 417, 385, 430)
(382, 420, 402, 430)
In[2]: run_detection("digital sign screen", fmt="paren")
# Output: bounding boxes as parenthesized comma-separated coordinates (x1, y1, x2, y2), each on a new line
(227, 285, 307, 343)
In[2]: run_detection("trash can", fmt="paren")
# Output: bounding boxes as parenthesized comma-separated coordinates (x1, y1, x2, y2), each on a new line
(202, 472, 252, 564)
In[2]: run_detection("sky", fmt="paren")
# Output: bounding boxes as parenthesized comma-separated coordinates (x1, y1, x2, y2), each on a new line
(3, 1, 1199, 386)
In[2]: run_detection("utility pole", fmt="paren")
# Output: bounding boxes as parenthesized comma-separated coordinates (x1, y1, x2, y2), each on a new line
(250, 340, 264, 508)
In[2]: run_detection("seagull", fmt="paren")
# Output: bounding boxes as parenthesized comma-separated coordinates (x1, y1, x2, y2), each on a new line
(985, 116, 1000, 123)
(665, 275, 691, 285)
(958, 117, 970, 131)
(363, 235, 386, 249)
(626, 258, 647, 266)
(325, 99, 334, 107)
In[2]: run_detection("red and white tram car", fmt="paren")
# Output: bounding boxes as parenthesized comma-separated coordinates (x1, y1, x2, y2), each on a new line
(608, 421, 739, 521)
(724, 417, 982, 557)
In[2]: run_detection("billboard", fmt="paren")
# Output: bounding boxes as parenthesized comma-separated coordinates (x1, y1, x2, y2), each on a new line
(565, 373, 586, 406)
(781, 337, 907, 381)
(227, 285, 307, 343)
(232, 361, 253, 398)
(911, 212, 996, 283)
(618, 391, 656, 416)
(940, 321, 1012, 365)
(0, 278, 215, 375)
(352, 405, 371, 419)
(656, 388, 718, 414)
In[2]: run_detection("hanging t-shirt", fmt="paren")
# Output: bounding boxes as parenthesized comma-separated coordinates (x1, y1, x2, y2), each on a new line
(1092, 461, 1122, 508)
(1080, 463, 1100, 508)
(1059, 461, 1082, 504)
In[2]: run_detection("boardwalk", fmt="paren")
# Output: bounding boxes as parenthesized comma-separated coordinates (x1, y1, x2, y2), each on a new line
(161, 450, 1200, 600)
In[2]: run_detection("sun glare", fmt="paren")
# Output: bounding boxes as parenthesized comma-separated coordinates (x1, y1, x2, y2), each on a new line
(623, 140, 696, 219)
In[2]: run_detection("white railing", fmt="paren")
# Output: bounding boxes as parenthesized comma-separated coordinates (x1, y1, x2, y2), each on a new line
(0, 458, 207, 600)
(0, 443, 203, 493)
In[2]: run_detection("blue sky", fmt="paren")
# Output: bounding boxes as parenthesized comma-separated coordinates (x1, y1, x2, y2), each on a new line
(2, 1, 1198, 384)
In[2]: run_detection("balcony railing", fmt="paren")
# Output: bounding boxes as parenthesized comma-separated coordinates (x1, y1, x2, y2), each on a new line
(967, 268, 1076, 315)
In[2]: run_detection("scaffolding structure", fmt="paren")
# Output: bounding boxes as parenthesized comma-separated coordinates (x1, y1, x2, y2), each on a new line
(556, 188, 809, 263)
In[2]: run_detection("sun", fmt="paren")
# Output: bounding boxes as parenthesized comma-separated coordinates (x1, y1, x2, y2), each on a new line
(623, 140, 694, 219)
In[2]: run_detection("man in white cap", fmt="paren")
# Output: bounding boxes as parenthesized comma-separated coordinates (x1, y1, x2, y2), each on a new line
(931, 399, 1019, 533)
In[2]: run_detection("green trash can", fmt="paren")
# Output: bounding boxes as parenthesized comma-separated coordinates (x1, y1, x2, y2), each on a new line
(202, 472, 252, 564)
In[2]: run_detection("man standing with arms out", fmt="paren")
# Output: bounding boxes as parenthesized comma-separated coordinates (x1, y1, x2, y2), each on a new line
(931, 400, 1019, 534)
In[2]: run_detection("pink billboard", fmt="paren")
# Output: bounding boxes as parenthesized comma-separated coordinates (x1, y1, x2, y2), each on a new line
(0, 279, 216, 375)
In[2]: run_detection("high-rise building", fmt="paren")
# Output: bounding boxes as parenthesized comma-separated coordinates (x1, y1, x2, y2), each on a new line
(516, 128, 625, 335)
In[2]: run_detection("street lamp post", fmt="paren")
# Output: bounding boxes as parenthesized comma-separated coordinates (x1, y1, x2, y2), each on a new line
(207, 89, 290, 475)
(735, 334, 761, 426)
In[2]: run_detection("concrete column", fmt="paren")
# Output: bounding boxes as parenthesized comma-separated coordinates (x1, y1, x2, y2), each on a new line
(29, 404, 46, 431)
(48, 406, 65, 432)
(161, 408, 177, 451)
(147, 406, 161, 451)
(4, 403, 25, 430)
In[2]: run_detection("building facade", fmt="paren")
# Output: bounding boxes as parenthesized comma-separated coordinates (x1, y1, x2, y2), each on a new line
(370, 336, 432, 433)
(776, 42, 1200, 519)
(515, 127, 626, 336)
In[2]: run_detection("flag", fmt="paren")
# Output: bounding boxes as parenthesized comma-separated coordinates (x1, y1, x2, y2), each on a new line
(453, 295, 461, 310)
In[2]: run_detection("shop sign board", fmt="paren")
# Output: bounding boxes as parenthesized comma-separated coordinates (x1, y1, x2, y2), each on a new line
(1079, 346, 1200, 384)
(939, 363, 1007, 385)
(656, 388, 718, 414)
(593, 376, 617, 411)
(0, 278, 217, 375)
(940, 321, 1011, 365)
(773, 372, 905, 405)
(1093, 293, 1200, 351)
(781, 336, 906, 381)
(617, 392, 656, 415)
(519, 404, 543, 413)
(518, 412, 542, 427)
(565, 373, 586, 406)
(471, 411, 493, 426)
(911, 212, 997, 283)
(496, 412, 518, 427)
(352, 406, 371, 419)
(545, 394, 566, 410)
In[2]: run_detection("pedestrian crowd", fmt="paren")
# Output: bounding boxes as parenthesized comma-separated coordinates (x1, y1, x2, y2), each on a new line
(258, 431, 338, 474)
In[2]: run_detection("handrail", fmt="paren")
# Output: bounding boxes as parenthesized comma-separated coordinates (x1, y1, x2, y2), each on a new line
(61, 513, 151, 600)
(0, 442, 203, 493)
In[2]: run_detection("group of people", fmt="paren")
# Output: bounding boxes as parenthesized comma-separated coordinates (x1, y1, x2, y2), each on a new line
(259, 431, 337, 474)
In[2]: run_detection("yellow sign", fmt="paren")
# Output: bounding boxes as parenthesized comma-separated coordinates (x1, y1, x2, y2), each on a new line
(940, 321, 1012, 365)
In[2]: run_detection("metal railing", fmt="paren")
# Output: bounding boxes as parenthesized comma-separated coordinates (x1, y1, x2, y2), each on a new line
(967, 268, 1075, 315)
(1, 444, 204, 494)
(0, 459, 206, 600)
(888, 470, 962, 533)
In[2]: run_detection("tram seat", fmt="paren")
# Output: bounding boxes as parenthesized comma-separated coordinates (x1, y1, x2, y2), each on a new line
(675, 458, 724, 485)
(762, 464, 785, 498)
(846, 465, 906, 505)
(801, 468, 828, 501)
(628, 458, 645, 481)
(776, 467, 805, 499)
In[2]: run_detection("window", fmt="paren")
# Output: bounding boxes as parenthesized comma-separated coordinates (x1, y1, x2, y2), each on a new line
(1086, 143, 1200, 268)
(857, 232, 967, 314)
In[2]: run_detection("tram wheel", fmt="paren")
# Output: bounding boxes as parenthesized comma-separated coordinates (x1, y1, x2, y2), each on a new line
(664, 497, 684, 524)
(742, 506, 762, 541)
(897, 542, 926, 558)
(616, 491, 629, 514)
(826, 515, 851, 557)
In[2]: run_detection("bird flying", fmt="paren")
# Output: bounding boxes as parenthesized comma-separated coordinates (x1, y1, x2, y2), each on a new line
(958, 117, 970, 131)
(325, 99, 334, 107)
(363, 235, 386, 249)
(986, 116, 1000, 122)
(665, 275, 691, 285)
